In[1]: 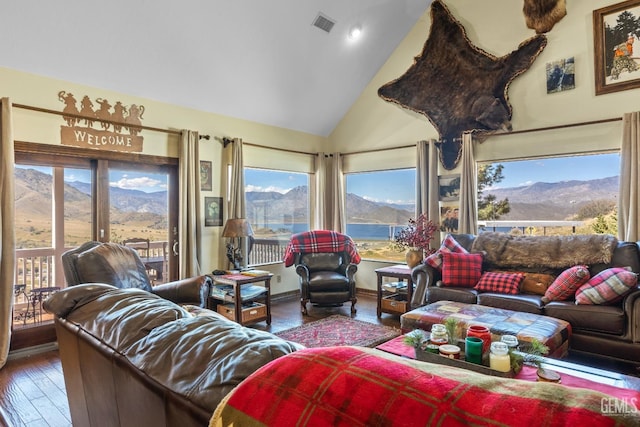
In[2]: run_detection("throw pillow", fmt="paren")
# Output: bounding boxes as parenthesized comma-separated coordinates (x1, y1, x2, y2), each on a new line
(474, 271, 525, 295)
(441, 251, 483, 288)
(575, 267, 638, 305)
(541, 265, 590, 304)
(425, 234, 468, 270)
(521, 272, 556, 295)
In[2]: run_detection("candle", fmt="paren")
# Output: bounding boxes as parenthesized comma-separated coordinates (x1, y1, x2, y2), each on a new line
(489, 342, 511, 372)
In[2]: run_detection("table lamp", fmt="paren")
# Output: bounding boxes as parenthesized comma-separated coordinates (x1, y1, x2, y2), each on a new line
(222, 218, 254, 270)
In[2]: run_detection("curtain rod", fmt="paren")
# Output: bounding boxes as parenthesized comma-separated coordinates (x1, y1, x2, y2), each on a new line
(491, 116, 622, 137)
(218, 136, 315, 156)
(11, 102, 212, 139)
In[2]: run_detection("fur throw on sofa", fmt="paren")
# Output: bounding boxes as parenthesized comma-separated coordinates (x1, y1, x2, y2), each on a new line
(471, 232, 618, 270)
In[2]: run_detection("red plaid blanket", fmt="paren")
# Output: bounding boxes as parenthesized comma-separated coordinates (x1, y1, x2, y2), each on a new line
(282, 230, 361, 267)
(211, 347, 639, 426)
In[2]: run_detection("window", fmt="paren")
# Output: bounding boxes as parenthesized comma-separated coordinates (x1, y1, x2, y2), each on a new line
(244, 168, 310, 265)
(478, 152, 620, 235)
(345, 168, 416, 262)
(13, 145, 178, 349)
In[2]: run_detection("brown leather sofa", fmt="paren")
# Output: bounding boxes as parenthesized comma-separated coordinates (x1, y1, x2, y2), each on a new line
(62, 241, 212, 307)
(43, 284, 302, 427)
(412, 233, 640, 364)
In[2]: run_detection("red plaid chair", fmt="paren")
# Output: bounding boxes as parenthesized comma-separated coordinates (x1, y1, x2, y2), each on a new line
(284, 230, 360, 315)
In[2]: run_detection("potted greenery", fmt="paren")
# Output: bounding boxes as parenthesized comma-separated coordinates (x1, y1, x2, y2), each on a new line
(403, 329, 427, 355)
(509, 338, 550, 374)
(393, 213, 438, 268)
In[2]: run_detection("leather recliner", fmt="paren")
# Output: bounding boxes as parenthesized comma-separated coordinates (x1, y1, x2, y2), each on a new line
(62, 241, 211, 307)
(294, 251, 358, 315)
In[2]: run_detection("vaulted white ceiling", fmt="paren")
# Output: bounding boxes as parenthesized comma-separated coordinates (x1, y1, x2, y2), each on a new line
(1, 1, 430, 136)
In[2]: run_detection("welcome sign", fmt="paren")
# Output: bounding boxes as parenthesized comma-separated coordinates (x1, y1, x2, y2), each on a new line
(58, 91, 145, 152)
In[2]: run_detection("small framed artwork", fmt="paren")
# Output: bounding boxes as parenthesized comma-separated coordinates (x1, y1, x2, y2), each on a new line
(204, 196, 223, 227)
(439, 175, 461, 201)
(440, 204, 459, 233)
(200, 160, 212, 191)
(546, 57, 575, 94)
(593, 1, 640, 95)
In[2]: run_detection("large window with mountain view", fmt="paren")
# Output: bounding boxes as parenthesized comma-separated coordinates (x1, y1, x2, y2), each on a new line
(13, 153, 177, 344)
(345, 168, 416, 262)
(244, 168, 310, 265)
(478, 152, 620, 236)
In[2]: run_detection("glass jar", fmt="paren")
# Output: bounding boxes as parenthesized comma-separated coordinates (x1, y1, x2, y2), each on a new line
(430, 324, 448, 346)
(439, 344, 461, 359)
(500, 335, 519, 351)
(489, 342, 511, 372)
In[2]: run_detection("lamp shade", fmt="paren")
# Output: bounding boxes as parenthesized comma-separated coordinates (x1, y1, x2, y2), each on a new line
(222, 218, 253, 238)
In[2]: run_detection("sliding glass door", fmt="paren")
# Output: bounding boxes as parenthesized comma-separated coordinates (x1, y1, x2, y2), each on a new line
(12, 145, 178, 349)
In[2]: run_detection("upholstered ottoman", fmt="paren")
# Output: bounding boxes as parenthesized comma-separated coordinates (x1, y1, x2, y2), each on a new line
(401, 300, 571, 358)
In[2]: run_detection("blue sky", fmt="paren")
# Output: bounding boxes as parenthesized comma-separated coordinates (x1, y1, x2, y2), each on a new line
(19, 165, 167, 193)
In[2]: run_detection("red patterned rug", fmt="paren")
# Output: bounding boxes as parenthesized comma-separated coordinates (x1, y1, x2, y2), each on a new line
(274, 315, 401, 348)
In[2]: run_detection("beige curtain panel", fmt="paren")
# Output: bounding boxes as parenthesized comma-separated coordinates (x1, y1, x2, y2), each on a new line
(0, 98, 15, 369)
(458, 132, 478, 234)
(618, 112, 640, 242)
(179, 130, 202, 278)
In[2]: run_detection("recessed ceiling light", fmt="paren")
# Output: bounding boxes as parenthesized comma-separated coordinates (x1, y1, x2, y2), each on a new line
(348, 25, 362, 40)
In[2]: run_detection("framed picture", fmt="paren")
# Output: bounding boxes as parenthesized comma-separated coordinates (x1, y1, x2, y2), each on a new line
(546, 57, 575, 94)
(200, 160, 212, 191)
(593, 1, 640, 95)
(204, 196, 223, 227)
(438, 174, 460, 201)
(440, 204, 459, 233)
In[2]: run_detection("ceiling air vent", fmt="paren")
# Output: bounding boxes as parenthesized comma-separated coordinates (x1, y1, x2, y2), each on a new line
(312, 13, 336, 33)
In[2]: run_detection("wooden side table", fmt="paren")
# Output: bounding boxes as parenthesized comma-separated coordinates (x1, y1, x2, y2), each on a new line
(208, 273, 272, 325)
(375, 265, 413, 317)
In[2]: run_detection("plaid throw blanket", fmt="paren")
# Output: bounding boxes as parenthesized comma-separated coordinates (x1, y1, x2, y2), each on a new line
(282, 230, 361, 267)
(211, 346, 639, 426)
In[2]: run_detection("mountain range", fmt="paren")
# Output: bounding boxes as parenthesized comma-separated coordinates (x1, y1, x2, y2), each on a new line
(15, 167, 618, 225)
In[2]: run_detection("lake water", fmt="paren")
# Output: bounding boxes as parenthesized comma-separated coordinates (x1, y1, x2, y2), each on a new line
(262, 223, 512, 240)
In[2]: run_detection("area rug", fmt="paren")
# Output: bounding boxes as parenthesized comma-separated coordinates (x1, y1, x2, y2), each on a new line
(274, 315, 401, 348)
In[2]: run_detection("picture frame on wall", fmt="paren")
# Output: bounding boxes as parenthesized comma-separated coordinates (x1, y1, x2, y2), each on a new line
(200, 160, 212, 191)
(440, 204, 459, 233)
(438, 174, 461, 201)
(204, 196, 223, 227)
(593, 1, 640, 95)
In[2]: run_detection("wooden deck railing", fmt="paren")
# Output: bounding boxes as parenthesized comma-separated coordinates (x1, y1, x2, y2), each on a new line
(249, 238, 288, 265)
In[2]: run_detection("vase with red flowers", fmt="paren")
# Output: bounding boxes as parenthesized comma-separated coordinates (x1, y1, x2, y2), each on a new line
(393, 213, 438, 268)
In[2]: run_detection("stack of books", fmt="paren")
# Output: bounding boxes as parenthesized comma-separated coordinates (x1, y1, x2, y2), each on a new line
(382, 281, 408, 294)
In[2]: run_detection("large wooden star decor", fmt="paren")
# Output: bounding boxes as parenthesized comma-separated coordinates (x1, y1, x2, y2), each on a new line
(378, 0, 547, 169)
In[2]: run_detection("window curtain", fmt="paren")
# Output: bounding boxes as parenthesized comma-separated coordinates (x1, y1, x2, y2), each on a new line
(413, 140, 439, 307)
(228, 138, 245, 220)
(313, 153, 327, 230)
(618, 112, 640, 241)
(226, 138, 249, 267)
(458, 132, 478, 234)
(0, 98, 15, 368)
(178, 130, 202, 278)
(415, 140, 439, 232)
(316, 153, 345, 232)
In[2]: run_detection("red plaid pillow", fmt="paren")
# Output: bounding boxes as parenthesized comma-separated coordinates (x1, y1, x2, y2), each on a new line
(575, 267, 637, 305)
(425, 234, 468, 269)
(474, 272, 525, 294)
(541, 265, 590, 304)
(441, 252, 483, 287)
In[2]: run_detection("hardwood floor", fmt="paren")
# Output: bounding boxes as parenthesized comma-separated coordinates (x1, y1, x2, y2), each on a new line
(0, 292, 397, 427)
